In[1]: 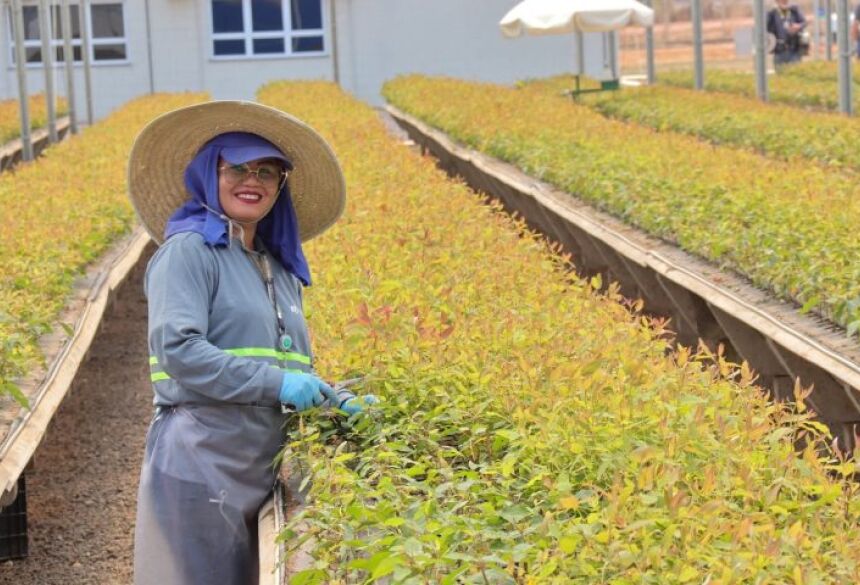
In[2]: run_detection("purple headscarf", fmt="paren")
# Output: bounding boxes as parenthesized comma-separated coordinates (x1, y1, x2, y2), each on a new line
(164, 132, 311, 286)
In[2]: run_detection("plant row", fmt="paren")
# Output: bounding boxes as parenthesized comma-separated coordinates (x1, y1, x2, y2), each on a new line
(659, 67, 859, 112)
(259, 80, 860, 584)
(0, 94, 68, 147)
(383, 75, 860, 338)
(526, 76, 860, 171)
(779, 60, 860, 84)
(0, 92, 206, 404)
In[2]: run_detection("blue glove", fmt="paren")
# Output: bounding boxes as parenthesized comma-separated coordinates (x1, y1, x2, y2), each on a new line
(279, 373, 338, 411)
(336, 391, 379, 415)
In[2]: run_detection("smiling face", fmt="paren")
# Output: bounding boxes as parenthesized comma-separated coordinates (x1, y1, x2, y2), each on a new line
(217, 157, 285, 230)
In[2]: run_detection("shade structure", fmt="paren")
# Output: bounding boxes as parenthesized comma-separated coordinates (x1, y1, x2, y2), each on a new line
(500, 0, 654, 37)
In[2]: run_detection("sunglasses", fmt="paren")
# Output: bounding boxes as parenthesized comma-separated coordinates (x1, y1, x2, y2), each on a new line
(218, 162, 289, 189)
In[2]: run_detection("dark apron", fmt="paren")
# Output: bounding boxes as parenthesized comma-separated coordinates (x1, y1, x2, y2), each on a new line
(133, 405, 285, 585)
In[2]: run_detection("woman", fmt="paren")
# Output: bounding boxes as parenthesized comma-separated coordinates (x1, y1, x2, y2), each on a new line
(127, 101, 374, 585)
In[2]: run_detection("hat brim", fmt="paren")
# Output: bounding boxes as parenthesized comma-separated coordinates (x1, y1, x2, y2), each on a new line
(127, 100, 345, 245)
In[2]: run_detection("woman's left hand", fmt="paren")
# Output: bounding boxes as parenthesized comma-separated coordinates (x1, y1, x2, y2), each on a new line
(339, 393, 379, 415)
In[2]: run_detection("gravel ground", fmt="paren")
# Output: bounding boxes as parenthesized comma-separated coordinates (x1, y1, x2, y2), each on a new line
(0, 253, 153, 584)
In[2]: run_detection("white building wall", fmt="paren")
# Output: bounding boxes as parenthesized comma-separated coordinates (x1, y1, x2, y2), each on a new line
(334, 0, 614, 106)
(0, 0, 620, 122)
(148, 0, 205, 95)
(0, 0, 154, 121)
(0, 0, 336, 122)
(148, 0, 333, 101)
(204, 55, 331, 100)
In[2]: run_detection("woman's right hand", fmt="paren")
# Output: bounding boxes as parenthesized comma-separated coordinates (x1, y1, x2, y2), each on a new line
(279, 373, 337, 411)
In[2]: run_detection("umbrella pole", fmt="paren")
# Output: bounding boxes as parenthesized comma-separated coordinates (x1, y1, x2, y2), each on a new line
(574, 31, 585, 99)
(609, 31, 618, 80)
(576, 30, 585, 76)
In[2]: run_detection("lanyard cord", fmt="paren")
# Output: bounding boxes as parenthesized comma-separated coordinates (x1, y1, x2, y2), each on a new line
(250, 250, 287, 339)
(197, 202, 290, 346)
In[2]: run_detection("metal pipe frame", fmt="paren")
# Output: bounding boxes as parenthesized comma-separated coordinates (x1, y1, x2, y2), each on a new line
(37, 0, 58, 143)
(692, 0, 704, 90)
(813, 0, 821, 59)
(78, 0, 93, 125)
(60, 0, 77, 134)
(754, 0, 769, 102)
(10, 0, 33, 161)
(836, 0, 853, 115)
(644, 0, 655, 84)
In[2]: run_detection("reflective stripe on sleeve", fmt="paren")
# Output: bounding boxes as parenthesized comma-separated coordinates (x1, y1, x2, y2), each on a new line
(223, 347, 311, 365)
(150, 349, 310, 365)
(149, 356, 169, 382)
(148, 354, 305, 383)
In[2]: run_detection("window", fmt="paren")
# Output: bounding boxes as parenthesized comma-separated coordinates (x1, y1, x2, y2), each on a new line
(89, 3, 125, 61)
(211, 0, 325, 58)
(7, 2, 127, 65)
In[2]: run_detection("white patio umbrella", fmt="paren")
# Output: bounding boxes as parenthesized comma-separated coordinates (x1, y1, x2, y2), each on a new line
(500, 0, 654, 37)
(499, 0, 654, 91)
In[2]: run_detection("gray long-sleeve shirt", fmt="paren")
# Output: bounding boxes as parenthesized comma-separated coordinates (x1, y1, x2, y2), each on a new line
(144, 231, 313, 407)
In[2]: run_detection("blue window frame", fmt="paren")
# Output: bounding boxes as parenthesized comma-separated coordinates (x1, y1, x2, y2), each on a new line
(211, 0, 325, 58)
(290, 0, 321, 30)
(7, 1, 128, 66)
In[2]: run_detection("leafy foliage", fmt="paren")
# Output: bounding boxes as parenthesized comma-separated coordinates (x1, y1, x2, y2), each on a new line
(260, 80, 860, 584)
(382, 75, 860, 338)
(0, 94, 68, 146)
(659, 67, 859, 112)
(526, 76, 860, 171)
(0, 93, 206, 403)
(778, 60, 860, 84)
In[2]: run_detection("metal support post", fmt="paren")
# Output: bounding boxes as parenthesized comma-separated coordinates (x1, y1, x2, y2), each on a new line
(144, 0, 155, 93)
(608, 31, 618, 80)
(754, 0, 769, 101)
(692, 0, 704, 89)
(329, 0, 339, 85)
(837, 0, 853, 114)
(60, 0, 78, 134)
(79, 0, 93, 125)
(644, 0, 655, 84)
(576, 31, 585, 76)
(38, 0, 58, 143)
(11, 0, 33, 161)
(813, 0, 820, 59)
(826, 0, 833, 60)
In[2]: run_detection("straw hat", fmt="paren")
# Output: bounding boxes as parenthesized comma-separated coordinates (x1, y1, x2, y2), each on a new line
(128, 100, 345, 244)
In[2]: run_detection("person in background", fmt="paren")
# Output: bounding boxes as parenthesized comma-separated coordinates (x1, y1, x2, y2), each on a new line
(127, 101, 376, 585)
(767, 0, 807, 67)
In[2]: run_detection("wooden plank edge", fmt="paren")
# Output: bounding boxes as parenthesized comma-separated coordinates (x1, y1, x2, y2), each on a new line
(0, 116, 72, 170)
(259, 478, 290, 584)
(383, 104, 860, 395)
(527, 182, 860, 390)
(258, 494, 280, 585)
(0, 227, 151, 495)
